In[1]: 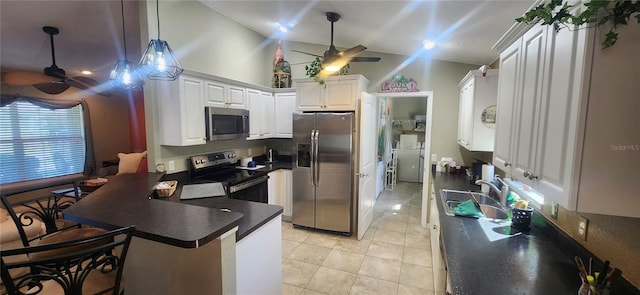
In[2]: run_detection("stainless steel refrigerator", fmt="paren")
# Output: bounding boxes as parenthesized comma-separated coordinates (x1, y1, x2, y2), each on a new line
(292, 112, 354, 234)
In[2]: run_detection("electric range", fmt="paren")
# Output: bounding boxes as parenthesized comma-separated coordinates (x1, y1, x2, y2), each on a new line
(190, 151, 269, 203)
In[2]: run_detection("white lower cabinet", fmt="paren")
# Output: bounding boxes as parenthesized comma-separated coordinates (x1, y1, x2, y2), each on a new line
(268, 169, 292, 220)
(236, 216, 282, 295)
(493, 19, 640, 217)
(429, 184, 449, 294)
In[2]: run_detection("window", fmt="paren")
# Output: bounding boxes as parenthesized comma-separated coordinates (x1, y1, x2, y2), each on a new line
(0, 98, 92, 186)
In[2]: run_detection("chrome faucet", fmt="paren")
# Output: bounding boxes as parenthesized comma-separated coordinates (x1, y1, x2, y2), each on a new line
(475, 176, 509, 207)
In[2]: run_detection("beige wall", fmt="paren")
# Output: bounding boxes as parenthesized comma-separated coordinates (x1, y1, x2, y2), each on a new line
(140, 0, 274, 173)
(0, 85, 132, 173)
(141, 0, 490, 171)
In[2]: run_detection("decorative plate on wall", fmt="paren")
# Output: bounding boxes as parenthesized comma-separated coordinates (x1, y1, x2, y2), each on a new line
(481, 105, 497, 128)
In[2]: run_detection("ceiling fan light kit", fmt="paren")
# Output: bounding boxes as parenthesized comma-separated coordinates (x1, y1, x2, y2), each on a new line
(109, 0, 144, 89)
(137, 0, 183, 81)
(295, 12, 381, 83)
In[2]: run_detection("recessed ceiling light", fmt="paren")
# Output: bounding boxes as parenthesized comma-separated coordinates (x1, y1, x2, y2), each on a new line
(81, 70, 92, 75)
(422, 39, 436, 50)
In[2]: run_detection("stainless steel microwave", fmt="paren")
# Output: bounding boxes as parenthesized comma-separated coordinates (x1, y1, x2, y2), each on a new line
(205, 107, 249, 141)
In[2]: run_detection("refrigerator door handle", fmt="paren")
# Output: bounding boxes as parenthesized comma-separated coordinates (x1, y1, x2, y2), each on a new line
(314, 129, 320, 185)
(310, 130, 316, 187)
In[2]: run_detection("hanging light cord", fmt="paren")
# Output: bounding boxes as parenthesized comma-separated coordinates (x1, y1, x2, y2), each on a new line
(156, 0, 160, 39)
(120, 0, 128, 59)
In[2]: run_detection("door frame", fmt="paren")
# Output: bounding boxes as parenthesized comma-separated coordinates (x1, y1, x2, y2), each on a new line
(370, 91, 434, 228)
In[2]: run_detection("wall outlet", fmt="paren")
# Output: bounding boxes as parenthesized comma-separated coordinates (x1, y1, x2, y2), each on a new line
(168, 160, 175, 171)
(431, 153, 437, 163)
(156, 163, 166, 173)
(550, 202, 559, 220)
(577, 215, 589, 241)
(247, 149, 252, 156)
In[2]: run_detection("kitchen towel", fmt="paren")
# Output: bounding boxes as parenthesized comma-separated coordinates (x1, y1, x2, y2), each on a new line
(453, 199, 484, 218)
(481, 164, 494, 193)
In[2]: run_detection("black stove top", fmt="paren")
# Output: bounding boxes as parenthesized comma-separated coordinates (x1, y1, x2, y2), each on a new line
(190, 151, 266, 186)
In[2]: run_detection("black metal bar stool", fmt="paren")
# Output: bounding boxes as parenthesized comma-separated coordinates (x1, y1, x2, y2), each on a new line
(1, 226, 135, 295)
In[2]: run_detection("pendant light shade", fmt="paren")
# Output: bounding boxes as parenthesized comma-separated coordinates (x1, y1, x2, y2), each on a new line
(138, 39, 183, 80)
(109, 0, 143, 89)
(137, 0, 183, 81)
(109, 59, 143, 89)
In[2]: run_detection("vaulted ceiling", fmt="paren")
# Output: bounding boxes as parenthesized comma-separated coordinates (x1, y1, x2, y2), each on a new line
(1, 1, 536, 85)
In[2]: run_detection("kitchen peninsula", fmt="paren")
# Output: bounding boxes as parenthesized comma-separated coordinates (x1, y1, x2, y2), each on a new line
(63, 172, 283, 295)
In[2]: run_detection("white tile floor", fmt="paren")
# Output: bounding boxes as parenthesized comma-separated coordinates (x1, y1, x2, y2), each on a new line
(282, 182, 435, 295)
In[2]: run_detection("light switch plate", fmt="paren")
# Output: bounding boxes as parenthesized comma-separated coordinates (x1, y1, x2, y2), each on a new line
(577, 215, 589, 241)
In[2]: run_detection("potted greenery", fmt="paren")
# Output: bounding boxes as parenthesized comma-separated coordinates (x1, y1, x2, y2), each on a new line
(516, 0, 640, 49)
(304, 57, 350, 84)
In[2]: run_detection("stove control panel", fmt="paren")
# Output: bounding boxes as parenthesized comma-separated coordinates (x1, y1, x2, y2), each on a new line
(191, 151, 237, 170)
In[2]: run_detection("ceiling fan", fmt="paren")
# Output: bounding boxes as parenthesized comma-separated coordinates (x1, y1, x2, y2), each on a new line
(1, 26, 110, 96)
(292, 12, 381, 72)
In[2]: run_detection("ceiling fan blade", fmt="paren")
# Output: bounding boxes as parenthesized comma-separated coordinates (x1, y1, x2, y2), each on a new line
(341, 45, 367, 57)
(33, 82, 71, 95)
(350, 57, 382, 63)
(291, 61, 314, 66)
(66, 76, 112, 97)
(2, 71, 60, 86)
(291, 49, 322, 58)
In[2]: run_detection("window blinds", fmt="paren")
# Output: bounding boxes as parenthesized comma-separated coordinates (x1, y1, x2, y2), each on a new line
(0, 101, 86, 185)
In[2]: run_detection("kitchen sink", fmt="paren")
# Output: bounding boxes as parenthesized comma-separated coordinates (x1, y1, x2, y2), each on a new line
(440, 189, 509, 220)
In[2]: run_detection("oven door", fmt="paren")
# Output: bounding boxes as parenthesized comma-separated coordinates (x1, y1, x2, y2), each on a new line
(205, 107, 249, 141)
(228, 175, 269, 203)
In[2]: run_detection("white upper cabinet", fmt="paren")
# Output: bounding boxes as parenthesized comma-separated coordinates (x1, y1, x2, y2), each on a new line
(247, 89, 274, 140)
(294, 75, 369, 111)
(510, 24, 548, 188)
(204, 80, 246, 109)
(493, 40, 521, 171)
(274, 92, 296, 138)
(493, 18, 640, 218)
(457, 69, 499, 152)
(156, 74, 206, 146)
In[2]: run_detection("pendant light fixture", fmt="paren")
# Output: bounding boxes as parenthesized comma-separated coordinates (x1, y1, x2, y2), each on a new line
(137, 0, 183, 81)
(109, 0, 144, 89)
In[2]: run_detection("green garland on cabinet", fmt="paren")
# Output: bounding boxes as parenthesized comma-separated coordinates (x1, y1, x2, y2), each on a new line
(516, 0, 640, 49)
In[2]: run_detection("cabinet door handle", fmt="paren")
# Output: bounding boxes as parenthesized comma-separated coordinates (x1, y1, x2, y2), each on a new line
(505, 162, 511, 167)
(433, 225, 438, 230)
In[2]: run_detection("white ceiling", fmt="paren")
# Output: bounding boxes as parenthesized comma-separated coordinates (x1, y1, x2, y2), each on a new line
(0, 0, 536, 85)
(200, 0, 537, 65)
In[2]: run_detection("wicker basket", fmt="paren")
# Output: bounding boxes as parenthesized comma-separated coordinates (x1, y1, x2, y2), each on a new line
(155, 181, 177, 198)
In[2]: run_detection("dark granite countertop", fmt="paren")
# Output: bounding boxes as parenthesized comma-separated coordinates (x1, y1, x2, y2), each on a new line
(433, 173, 637, 295)
(159, 184, 283, 241)
(63, 173, 243, 248)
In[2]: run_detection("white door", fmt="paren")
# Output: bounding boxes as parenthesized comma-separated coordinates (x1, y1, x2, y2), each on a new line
(357, 92, 377, 240)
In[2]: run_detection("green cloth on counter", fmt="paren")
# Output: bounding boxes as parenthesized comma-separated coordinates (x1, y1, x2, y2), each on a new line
(453, 199, 483, 218)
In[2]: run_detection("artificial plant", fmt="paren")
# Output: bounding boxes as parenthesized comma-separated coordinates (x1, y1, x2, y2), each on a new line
(304, 57, 350, 84)
(515, 0, 640, 49)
